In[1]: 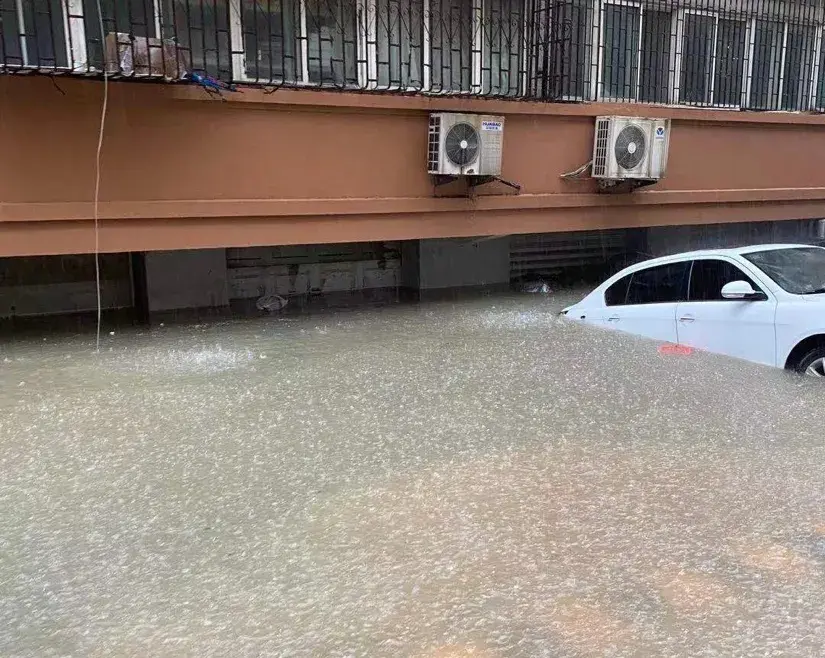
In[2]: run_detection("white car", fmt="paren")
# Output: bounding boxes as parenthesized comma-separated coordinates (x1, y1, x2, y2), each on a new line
(562, 244, 825, 376)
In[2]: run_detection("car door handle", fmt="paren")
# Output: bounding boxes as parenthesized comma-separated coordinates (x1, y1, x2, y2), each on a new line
(607, 316, 620, 322)
(679, 315, 695, 323)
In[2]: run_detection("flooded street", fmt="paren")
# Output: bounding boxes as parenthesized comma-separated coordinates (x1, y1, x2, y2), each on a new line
(2, 290, 825, 657)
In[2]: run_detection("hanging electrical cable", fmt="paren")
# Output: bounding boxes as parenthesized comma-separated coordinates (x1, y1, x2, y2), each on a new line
(560, 160, 593, 180)
(93, 0, 109, 353)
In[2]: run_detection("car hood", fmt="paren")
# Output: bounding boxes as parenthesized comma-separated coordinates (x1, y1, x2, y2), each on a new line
(561, 292, 597, 314)
(561, 300, 584, 315)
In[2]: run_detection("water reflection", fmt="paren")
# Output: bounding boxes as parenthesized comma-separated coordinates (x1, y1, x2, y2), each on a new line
(1, 290, 824, 656)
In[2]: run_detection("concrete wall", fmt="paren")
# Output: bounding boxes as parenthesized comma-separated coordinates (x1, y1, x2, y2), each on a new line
(4, 76, 825, 256)
(647, 219, 822, 256)
(399, 241, 421, 289)
(0, 252, 132, 318)
(403, 237, 511, 289)
(144, 239, 509, 310)
(0, 280, 131, 318)
(226, 243, 400, 299)
(144, 249, 229, 312)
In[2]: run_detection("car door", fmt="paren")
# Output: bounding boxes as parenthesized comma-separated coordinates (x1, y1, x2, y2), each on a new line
(602, 260, 690, 343)
(675, 258, 778, 366)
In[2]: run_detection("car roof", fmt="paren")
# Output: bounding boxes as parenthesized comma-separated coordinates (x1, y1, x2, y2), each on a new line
(630, 243, 819, 268)
(731, 243, 820, 255)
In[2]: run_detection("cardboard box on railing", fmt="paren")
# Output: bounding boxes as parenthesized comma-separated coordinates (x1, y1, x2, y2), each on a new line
(104, 32, 190, 80)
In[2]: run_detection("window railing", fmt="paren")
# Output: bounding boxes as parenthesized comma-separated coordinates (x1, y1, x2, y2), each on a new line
(2, 0, 825, 111)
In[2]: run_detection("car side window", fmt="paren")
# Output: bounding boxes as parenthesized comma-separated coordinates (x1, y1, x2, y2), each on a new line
(625, 261, 691, 305)
(688, 259, 762, 302)
(605, 274, 631, 306)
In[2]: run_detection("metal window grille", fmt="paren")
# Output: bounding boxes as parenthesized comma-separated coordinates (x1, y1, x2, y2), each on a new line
(2, 0, 824, 111)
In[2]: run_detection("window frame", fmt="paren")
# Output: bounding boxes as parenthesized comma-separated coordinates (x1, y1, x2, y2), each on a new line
(743, 18, 783, 110)
(672, 9, 716, 106)
(711, 15, 749, 108)
(685, 257, 767, 303)
(672, 9, 748, 108)
(528, 0, 563, 98)
(229, 0, 366, 87)
(67, 0, 88, 71)
(590, 1, 823, 112)
(7, 0, 823, 111)
(226, 0, 527, 94)
(477, 0, 530, 96)
(423, 0, 486, 95)
(742, 17, 808, 111)
(218, 1, 818, 106)
(778, 21, 818, 111)
(222, 0, 820, 105)
(741, 246, 825, 295)
(70, 0, 165, 73)
(809, 26, 825, 110)
(567, 0, 598, 101)
(594, 3, 746, 108)
(594, 0, 680, 104)
(529, 0, 595, 101)
(362, 0, 426, 91)
(1, 0, 83, 71)
(361, 0, 481, 93)
(604, 271, 632, 307)
(596, 0, 642, 102)
(604, 259, 691, 307)
(625, 259, 690, 306)
(31, 0, 527, 92)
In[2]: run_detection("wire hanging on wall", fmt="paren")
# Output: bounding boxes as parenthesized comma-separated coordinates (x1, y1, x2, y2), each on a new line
(93, 0, 109, 353)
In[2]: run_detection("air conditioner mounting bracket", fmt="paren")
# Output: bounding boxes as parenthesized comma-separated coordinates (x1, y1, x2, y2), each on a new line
(431, 174, 521, 196)
(597, 178, 658, 194)
(468, 175, 521, 193)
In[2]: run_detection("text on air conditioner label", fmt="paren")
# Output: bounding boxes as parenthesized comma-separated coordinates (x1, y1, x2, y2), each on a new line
(481, 121, 503, 131)
(654, 126, 666, 140)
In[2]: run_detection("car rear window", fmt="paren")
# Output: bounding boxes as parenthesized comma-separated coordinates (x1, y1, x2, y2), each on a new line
(605, 274, 631, 306)
(605, 261, 690, 306)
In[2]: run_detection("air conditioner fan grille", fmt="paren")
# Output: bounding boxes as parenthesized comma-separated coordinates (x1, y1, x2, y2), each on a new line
(614, 124, 646, 170)
(445, 122, 480, 167)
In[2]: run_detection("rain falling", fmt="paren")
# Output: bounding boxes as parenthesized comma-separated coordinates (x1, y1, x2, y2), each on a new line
(2, 290, 825, 656)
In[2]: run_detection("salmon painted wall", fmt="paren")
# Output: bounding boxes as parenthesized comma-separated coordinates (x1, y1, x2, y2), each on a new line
(2, 75, 825, 256)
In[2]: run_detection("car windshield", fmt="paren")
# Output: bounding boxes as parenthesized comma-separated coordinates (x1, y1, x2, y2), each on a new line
(743, 246, 825, 294)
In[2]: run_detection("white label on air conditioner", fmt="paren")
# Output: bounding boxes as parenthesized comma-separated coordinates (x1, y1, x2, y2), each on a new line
(654, 126, 666, 140)
(481, 120, 503, 132)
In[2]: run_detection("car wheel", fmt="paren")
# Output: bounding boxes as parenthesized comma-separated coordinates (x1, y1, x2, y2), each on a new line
(795, 347, 825, 377)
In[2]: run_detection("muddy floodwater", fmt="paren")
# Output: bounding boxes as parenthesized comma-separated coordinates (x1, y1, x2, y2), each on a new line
(2, 291, 825, 657)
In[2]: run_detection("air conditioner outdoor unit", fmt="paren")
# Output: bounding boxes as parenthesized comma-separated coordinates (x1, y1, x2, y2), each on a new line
(591, 116, 670, 182)
(428, 113, 504, 176)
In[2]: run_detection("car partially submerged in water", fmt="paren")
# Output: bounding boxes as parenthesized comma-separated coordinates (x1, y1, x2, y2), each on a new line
(562, 244, 825, 376)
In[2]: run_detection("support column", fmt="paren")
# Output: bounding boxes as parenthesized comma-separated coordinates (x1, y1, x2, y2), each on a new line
(401, 237, 511, 292)
(144, 249, 230, 315)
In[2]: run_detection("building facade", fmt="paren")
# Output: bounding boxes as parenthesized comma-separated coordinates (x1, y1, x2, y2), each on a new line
(2, 0, 825, 315)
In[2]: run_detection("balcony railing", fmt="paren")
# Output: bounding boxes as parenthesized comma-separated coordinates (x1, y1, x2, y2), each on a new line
(2, 0, 825, 112)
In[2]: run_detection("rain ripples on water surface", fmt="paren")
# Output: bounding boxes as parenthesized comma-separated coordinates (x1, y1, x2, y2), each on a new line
(2, 291, 825, 657)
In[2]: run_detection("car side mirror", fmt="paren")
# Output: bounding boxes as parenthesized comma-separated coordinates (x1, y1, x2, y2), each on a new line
(721, 280, 766, 301)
